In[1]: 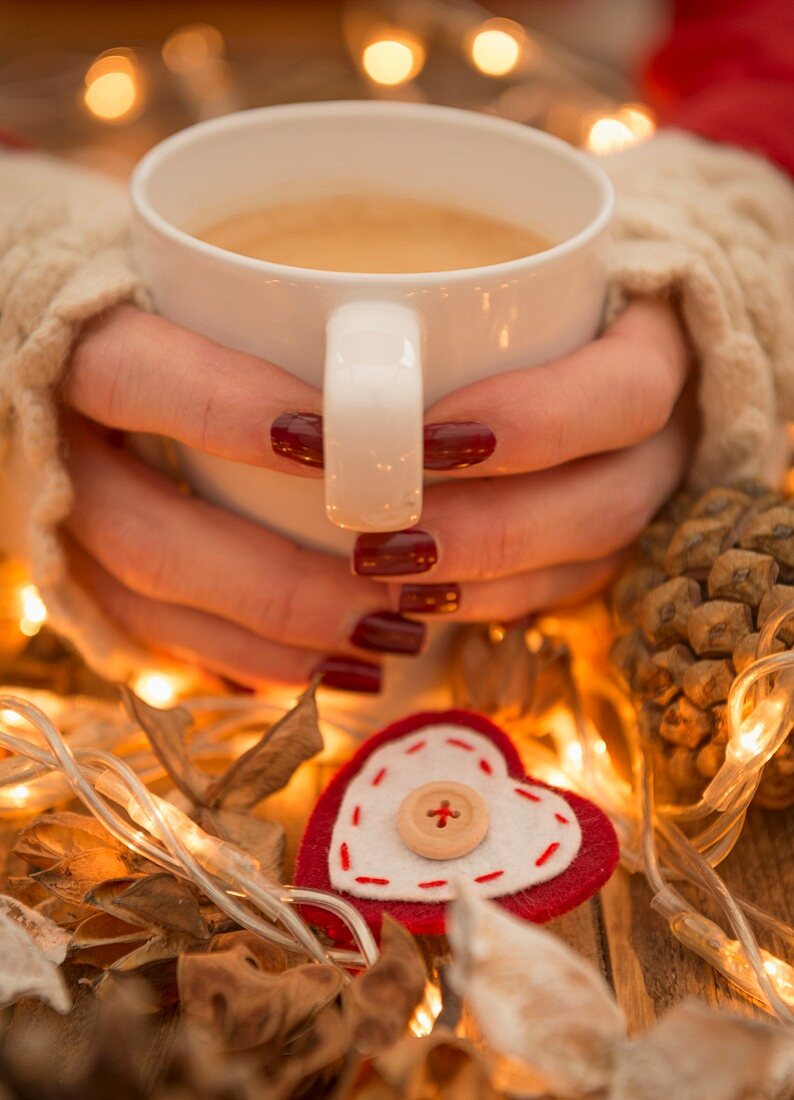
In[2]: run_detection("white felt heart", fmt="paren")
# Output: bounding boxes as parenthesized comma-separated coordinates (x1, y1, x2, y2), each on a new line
(328, 722, 582, 902)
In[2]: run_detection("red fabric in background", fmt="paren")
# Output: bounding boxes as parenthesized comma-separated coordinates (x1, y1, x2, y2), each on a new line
(646, 0, 794, 176)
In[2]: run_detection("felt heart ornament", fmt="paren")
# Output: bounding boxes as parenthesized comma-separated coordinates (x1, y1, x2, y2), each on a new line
(295, 710, 619, 939)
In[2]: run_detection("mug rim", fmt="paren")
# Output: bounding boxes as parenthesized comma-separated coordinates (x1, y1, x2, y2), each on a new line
(131, 100, 615, 286)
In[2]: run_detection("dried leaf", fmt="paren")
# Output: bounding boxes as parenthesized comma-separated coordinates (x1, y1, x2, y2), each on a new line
(178, 936, 342, 1051)
(0, 908, 70, 1012)
(611, 1001, 794, 1100)
(109, 931, 200, 972)
(120, 684, 208, 804)
(374, 1030, 497, 1100)
(0, 894, 71, 963)
(70, 912, 150, 951)
(267, 1005, 349, 1100)
(31, 848, 138, 904)
(13, 811, 121, 867)
(104, 873, 211, 939)
(84, 876, 144, 913)
(344, 915, 427, 1056)
(194, 807, 285, 881)
(205, 682, 323, 811)
(447, 880, 626, 1097)
(35, 895, 98, 929)
(208, 930, 301, 974)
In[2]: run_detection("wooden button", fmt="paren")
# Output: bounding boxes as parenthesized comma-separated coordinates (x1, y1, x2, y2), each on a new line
(397, 781, 489, 860)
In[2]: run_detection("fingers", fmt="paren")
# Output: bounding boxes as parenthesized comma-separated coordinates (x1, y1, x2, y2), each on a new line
(62, 417, 424, 660)
(353, 402, 692, 584)
(62, 306, 324, 476)
(422, 298, 690, 477)
(65, 539, 331, 690)
(391, 554, 623, 622)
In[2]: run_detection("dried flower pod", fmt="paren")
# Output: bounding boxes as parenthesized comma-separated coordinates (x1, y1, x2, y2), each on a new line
(612, 566, 666, 628)
(611, 633, 657, 694)
(636, 521, 676, 567)
(641, 577, 702, 646)
(659, 696, 714, 748)
(687, 600, 753, 657)
(686, 486, 754, 523)
(681, 659, 734, 709)
(696, 740, 725, 778)
(706, 549, 779, 606)
(652, 645, 696, 689)
(666, 746, 704, 796)
(663, 518, 732, 577)
(710, 705, 730, 745)
(740, 505, 794, 567)
(756, 584, 794, 646)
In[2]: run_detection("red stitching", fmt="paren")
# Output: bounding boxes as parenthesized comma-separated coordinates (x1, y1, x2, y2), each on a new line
(474, 870, 504, 883)
(352, 806, 361, 826)
(418, 880, 447, 889)
(340, 843, 350, 871)
(371, 768, 387, 787)
(515, 787, 541, 802)
(355, 876, 390, 885)
(555, 813, 569, 824)
(535, 842, 560, 867)
(446, 738, 474, 751)
(479, 758, 493, 775)
(405, 740, 426, 754)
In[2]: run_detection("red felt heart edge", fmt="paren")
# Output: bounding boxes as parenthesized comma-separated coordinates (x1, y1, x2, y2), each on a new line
(294, 709, 619, 941)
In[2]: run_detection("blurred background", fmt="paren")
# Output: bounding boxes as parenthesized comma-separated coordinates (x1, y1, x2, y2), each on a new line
(0, 0, 664, 177)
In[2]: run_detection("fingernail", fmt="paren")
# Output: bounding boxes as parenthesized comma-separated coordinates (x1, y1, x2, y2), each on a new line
(353, 529, 438, 577)
(423, 421, 496, 470)
(398, 583, 461, 615)
(314, 656, 382, 694)
(351, 611, 426, 655)
(271, 412, 323, 469)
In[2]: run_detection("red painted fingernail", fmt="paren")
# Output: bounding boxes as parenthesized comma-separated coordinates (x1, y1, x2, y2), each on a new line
(398, 583, 461, 614)
(352, 529, 438, 577)
(350, 611, 426, 655)
(314, 656, 382, 694)
(271, 412, 323, 468)
(423, 422, 496, 470)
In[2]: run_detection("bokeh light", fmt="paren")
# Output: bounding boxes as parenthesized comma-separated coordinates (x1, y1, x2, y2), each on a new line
(585, 103, 656, 154)
(469, 19, 525, 77)
(362, 34, 425, 86)
(132, 671, 178, 707)
(84, 49, 143, 122)
(162, 23, 224, 75)
(19, 584, 46, 637)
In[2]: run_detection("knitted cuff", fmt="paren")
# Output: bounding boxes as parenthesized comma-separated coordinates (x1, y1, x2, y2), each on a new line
(0, 151, 150, 678)
(602, 130, 794, 489)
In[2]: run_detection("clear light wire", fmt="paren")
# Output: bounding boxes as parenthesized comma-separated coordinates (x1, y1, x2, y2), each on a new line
(0, 697, 378, 972)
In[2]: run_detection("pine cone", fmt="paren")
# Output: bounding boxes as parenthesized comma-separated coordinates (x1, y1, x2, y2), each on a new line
(610, 482, 794, 810)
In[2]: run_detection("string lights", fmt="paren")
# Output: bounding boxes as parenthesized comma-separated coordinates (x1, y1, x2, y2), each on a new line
(83, 49, 144, 124)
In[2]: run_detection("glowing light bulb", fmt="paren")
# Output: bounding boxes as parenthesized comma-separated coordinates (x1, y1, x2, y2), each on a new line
(162, 23, 224, 74)
(585, 104, 656, 154)
(469, 19, 524, 77)
(19, 584, 46, 637)
(8, 785, 29, 807)
(84, 50, 143, 123)
(362, 34, 425, 86)
(132, 671, 178, 707)
(409, 980, 443, 1037)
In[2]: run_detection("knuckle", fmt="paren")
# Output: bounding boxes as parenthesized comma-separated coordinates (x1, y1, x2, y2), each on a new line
(245, 564, 303, 642)
(596, 471, 655, 555)
(102, 502, 178, 599)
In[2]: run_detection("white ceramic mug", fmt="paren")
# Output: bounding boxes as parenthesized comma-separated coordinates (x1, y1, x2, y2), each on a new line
(130, 101, 614, 554)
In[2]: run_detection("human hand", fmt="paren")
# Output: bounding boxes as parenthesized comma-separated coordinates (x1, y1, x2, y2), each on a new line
(341, 300, 694, 618)
(60, 307, 429, 692)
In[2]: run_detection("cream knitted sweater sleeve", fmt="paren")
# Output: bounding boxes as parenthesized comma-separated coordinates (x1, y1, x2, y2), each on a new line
(0, 133, 792, 679)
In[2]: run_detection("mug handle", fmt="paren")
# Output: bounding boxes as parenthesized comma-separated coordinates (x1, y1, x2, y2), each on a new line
(324, 300, 424, 532)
